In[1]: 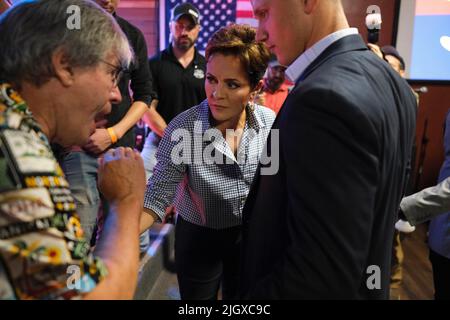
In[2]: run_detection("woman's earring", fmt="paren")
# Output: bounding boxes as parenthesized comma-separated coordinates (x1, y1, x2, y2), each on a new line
(248, 100, 255, 112)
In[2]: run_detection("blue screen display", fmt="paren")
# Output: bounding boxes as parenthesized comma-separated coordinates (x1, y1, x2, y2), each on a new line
(410, 15, 450, 81)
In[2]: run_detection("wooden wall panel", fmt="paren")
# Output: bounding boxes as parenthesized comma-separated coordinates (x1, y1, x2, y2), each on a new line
(117, 0, 159, 56)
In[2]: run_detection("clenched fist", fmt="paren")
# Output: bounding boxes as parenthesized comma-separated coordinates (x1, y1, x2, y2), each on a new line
(98, 147, 146, 208)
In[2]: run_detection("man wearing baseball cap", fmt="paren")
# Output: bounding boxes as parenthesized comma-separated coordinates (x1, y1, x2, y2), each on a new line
(171, 2, 200, 26)
(382, 45, 406, 77)
(141, 2, 205, 184)
(256, 55, 293, 114)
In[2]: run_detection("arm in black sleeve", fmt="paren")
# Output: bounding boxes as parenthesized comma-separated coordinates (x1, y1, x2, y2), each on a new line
(129, 29, 153, 105)
(148, 56, 160, 101)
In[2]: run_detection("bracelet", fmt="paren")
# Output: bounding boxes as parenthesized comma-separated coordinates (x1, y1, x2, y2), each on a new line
(107, 127, 118, 144)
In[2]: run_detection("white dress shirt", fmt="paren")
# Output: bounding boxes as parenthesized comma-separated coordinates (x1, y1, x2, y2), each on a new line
(285, 28, 359, 83)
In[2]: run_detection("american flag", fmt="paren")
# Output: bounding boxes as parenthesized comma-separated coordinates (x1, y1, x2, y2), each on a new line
(160, 0, 258, 53)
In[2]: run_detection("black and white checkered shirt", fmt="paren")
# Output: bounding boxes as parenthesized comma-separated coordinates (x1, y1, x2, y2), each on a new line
(144, 99, 276, 229)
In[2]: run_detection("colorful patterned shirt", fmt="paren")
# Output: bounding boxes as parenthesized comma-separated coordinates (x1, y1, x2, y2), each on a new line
(0, 83, 107, 299)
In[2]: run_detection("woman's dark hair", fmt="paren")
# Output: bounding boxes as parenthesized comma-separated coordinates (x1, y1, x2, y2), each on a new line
(205, 24, 270, 89)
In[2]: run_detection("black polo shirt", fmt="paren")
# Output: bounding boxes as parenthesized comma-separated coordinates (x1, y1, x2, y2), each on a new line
(149, 44, 206, 124)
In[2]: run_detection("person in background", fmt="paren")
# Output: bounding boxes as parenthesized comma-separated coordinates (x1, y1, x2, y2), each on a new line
(0, 0, 146, 299)
(141, 2, 206, 184)
(255, 55, 293, 114)
(398, 110, 450, 300)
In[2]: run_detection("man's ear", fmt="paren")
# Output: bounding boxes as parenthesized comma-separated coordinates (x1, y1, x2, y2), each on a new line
(52, 49, 75, 87)
(169, 21, 176, 32)
(304, 0, 319, 15)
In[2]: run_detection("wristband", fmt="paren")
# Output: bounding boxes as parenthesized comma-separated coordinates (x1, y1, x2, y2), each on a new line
(107, 127, 118, 144)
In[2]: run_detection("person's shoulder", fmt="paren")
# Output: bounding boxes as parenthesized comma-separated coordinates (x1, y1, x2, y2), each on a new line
(115, 15, 140, 34)
(115, 15, 146, 43)
(295, 50, 381, 99)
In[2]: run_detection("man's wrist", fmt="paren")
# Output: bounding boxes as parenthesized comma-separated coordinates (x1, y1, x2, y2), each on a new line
(107, 127, 118, 144)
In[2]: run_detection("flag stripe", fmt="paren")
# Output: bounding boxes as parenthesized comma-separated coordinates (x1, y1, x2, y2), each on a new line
(237, 0, 258, 26)
(162, 1, 257, 52)
(237, 1, 253, 11)
(236, 11, 254, 18)
(236, 18, 258, 28)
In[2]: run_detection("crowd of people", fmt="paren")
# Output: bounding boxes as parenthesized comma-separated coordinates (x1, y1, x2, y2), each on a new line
(0, 0, 448, 300)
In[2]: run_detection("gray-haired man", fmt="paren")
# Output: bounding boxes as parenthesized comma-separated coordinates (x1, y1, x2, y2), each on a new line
(0, 0, 146, 299)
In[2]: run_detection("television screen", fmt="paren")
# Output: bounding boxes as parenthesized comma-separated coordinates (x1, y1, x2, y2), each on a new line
(396, 0, 450, 81)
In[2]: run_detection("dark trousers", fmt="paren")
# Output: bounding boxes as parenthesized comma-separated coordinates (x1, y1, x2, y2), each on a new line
(429, 249, 450, 300)
(175, 216, 241, 300)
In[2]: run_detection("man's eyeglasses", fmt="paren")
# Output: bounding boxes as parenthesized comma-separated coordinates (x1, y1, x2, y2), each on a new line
(100, 59, 129, 86)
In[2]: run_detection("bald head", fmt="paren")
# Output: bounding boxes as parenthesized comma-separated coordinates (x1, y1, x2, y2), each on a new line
(252, 0, 349, 66)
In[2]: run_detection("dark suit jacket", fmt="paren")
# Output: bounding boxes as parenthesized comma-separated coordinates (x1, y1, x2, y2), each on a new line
(239, 34, 417, 300)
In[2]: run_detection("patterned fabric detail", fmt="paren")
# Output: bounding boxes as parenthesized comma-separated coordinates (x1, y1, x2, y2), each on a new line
(144, 99, 276, 229)
(0, 83, 107, 300)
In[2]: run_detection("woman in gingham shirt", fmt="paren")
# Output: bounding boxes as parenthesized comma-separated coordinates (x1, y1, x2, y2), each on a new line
(141, 24, 276, 300)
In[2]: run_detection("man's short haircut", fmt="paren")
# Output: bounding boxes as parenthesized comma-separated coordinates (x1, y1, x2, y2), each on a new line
(0, 0, 133, 87)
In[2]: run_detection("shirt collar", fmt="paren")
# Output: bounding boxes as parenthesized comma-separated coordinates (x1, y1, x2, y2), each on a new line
(285, 28, 359, 83)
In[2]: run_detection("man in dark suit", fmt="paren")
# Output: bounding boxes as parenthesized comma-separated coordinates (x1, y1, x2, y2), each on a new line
(240, 0, 417, 299)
